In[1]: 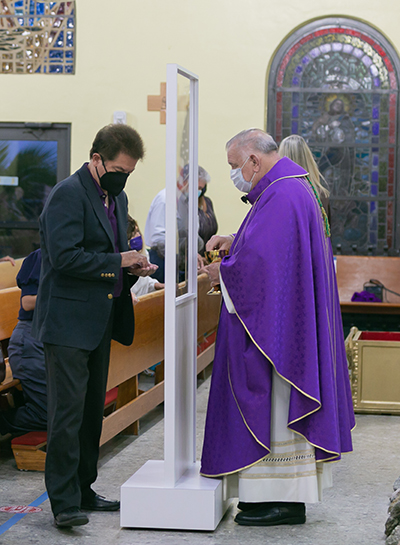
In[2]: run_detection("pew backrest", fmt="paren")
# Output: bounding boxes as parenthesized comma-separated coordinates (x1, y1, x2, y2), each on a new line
(106, 273, 220, 390)
(0, 286, 20, 341)
(0, 259, 23, 290)
(336, 255, 400, 303)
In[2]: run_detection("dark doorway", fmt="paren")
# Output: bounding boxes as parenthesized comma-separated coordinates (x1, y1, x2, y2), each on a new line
(0, 122, 70, 258)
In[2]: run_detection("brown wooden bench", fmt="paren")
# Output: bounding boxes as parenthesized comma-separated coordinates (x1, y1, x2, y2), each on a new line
(0, 259, 23, 290)
(2, 274, 221, 470)
(336, 255, 400, 315)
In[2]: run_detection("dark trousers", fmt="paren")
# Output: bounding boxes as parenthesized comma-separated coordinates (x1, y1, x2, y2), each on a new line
(0, 321, 47, 436)
(43, 307, 114, 516)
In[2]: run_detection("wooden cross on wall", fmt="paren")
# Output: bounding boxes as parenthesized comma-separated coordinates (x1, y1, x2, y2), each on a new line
(147, 82, 166, 124)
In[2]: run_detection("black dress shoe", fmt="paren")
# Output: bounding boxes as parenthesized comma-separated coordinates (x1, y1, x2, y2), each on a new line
(237, 501, 280, 512)
(234, 502, 306, 526)
(54, 508, 89, 527)
(81, 493, 120, 511)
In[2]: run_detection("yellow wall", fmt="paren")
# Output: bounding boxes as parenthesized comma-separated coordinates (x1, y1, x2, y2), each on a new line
(1, 1, 399, 236)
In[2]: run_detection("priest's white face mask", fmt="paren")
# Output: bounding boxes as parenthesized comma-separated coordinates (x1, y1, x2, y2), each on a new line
(230, 156, 256, 193)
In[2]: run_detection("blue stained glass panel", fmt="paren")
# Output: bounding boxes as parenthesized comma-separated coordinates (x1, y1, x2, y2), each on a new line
(0, 2, 75, 75)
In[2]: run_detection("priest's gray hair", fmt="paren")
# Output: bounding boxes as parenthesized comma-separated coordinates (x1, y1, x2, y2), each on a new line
(226, 129, 278, 157)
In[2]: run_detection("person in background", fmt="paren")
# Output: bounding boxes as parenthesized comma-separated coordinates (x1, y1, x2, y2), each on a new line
(127, 215, 164, 304)
(278, 134, 331, 224)
(0, 249, 46, 437)
(178, 164, 218, 255)
(144, 165, 217, 281)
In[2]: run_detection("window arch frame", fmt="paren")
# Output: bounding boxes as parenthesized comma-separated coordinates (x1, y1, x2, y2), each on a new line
(266, 16, 400, 255)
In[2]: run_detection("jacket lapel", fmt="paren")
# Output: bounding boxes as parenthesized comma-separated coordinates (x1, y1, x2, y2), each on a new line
(114, 193, 129, 252)
(77, 164, 115, 248)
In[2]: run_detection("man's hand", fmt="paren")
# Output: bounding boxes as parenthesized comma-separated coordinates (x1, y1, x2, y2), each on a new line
(198, 262, 220, 287)
(130, 263, 158, 277)
(121, 250, 158, 277)
(205, 235, 234, 252)
(0, 255, 16, 266)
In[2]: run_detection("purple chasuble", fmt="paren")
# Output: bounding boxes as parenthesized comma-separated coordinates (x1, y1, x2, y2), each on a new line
(200, 157, 355, 477)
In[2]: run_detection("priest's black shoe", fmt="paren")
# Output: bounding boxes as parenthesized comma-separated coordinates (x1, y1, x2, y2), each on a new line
(237, 501, 280, 512)
(81, 493, 120, 511)
(54, 508, 89, 528)
(234, 502, 306, 526)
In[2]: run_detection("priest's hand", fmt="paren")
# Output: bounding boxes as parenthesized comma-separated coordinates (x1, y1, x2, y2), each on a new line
(199, 261, 220, 287)
(205, 234, 234, 252)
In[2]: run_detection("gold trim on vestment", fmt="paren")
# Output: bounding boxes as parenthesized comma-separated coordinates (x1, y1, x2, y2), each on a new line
(220, 176, 347, 466)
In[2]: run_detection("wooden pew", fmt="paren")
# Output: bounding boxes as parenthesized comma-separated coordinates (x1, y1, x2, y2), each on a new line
(335, 255, 400, 336)
(0, 259, 23, 290)
(2, 274, 221, 470)
(100, 274, 220, 445)
(0, 286, 21, 394)
(336, 255, 400, 313)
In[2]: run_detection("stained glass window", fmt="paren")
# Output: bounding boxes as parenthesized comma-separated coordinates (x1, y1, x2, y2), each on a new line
(0, 1, 75, 74)
(267, 18, 399, 255)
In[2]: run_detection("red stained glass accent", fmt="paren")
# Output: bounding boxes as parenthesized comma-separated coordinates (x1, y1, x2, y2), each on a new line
(287, 43, 301, 57)
(388, 184, 394, 197)
(314, 29, 330, 37)
(362, 35, 375, 47)
(389, 149, 394, 169)
(390, 94, 396, 106)
(388, 169, 394, 184)
(389, 72, 398, 89)
(276, 93, 282, 104)
(390, 123, 395, 138)
(276, 120, 282, 140)
(299, 35, 312, 45)
(387, 215, 393, 234)
(374, 44, 387, 58)
(388, 201, 393, 216)
(385, 57, 394, 71)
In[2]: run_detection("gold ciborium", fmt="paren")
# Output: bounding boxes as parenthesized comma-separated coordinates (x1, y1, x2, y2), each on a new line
(204, 249, 228, 295)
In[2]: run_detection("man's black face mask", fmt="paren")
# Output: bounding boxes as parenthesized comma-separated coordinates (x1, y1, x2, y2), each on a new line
(97, 155, 130, 197)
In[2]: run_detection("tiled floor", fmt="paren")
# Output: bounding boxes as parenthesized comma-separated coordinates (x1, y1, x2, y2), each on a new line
(0, 373, 397, 544)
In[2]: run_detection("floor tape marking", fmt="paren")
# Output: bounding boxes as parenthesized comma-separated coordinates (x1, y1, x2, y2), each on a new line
(0, 491, 49, 536)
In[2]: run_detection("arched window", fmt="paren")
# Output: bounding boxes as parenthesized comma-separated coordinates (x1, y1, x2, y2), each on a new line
(267, 17, 400, 255)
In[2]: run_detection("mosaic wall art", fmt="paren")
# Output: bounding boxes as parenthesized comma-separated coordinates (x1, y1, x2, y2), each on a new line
(269, 21, 399, 254)
(0, 1, 75, 74)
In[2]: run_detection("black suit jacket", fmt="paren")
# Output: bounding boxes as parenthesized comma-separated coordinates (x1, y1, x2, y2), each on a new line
(32, 164, 136, 350)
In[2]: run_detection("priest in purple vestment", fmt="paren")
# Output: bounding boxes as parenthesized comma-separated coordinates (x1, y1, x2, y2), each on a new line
(200, 129, 355, 527)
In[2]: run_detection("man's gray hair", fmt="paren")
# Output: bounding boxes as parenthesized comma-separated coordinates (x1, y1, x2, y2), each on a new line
(226, 129, 278, 156)
(181, 164, 211, 184)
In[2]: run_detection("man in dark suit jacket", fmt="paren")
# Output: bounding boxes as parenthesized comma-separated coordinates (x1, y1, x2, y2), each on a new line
(32, 124, 157, 528)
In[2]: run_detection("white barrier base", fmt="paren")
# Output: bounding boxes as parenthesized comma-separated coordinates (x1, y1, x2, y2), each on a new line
(120, 460, 232, 531)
